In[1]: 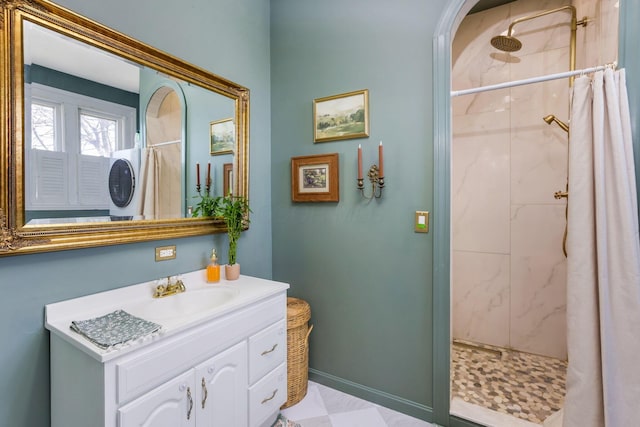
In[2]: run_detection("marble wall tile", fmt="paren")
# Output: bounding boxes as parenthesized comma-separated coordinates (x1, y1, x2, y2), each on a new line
(574, 0, 618, 68)
(510, 127, 568, 205)
(452, 8, 511, 117)
(452, 251, 511, 348)
(508, 0, 572, 57)
(573, 0, 598, 69)
(452, 110, 510, 254)
(509, 47, 569, 127)
(452, 0, 613, 359)
(597, 0, 619, 65)
(510, 53, 568, 206)
(510, 204, 567, 359)
(452, 86, 511, 118)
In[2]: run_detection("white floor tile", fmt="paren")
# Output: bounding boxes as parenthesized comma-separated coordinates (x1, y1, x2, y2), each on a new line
(315, 382, 373, 414)
(282, 381, 434, 427)
(280, 383, 328, 421)
(329, 408, 388, 427)
(376, 405, 435, 427)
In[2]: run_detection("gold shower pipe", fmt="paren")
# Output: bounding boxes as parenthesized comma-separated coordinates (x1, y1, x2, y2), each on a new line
(502, 6, 588, 86)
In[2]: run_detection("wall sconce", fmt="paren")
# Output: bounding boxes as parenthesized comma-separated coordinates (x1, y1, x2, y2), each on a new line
(357, 141, 384, 199)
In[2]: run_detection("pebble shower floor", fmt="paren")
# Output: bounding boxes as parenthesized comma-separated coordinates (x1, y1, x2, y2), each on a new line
(451, 341, 567, 424)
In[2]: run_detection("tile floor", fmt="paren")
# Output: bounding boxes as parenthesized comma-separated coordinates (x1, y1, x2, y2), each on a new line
(282, 342, 567, 427)
(451, 341, 567, 425)
(280, 381, 434, 427)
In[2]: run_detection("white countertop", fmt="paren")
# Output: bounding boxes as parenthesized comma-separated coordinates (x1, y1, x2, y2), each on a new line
(45, 269, 289, 362)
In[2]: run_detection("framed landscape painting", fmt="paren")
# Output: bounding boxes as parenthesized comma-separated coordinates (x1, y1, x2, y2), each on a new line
(291, 153, 339, 202)
(210, 118, 235, 155)
(313, 89, 369, 142)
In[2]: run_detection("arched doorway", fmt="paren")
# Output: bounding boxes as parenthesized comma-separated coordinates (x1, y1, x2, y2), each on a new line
(433, 0, 625, 425)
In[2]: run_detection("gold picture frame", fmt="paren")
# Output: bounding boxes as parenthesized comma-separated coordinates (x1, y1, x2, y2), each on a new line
(313, 89, 369, 142)
(291, 153, 339, 202)
(210, 118, 235, 155)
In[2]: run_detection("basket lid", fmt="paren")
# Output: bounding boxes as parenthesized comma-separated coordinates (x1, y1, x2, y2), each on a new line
(287, 297, 311, 327)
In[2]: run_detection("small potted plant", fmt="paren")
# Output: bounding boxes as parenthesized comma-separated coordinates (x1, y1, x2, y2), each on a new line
(216, 195, 250, 280)
(192, 192, 219, 217)
(192, 173, 217, 217)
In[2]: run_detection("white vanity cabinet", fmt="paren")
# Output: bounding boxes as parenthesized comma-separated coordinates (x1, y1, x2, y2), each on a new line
(118, 341, 248, 427)
(45, 272, 289, 427)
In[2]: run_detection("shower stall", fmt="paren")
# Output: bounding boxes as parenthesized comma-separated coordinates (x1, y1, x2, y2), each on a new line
(450, 0, 618, 424)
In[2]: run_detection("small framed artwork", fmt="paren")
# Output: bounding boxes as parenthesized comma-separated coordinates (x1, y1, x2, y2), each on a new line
(210, 118, 235, 155)
(291, 153, 339, 202)
(313, 89, 369, 143)
(223, 163, 233, 196)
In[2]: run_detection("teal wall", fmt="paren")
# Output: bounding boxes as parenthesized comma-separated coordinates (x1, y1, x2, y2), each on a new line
(0, 0, 271, 425)
(271, 0, 640, 424)
(270, 0, 447, 420)
(619, 0, 640, 194)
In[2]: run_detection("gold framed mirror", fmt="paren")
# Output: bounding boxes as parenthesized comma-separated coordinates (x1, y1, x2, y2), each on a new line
(0, 0, 250, 256)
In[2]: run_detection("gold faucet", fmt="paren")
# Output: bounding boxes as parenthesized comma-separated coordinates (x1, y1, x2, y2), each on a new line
(153, 276, 186, 298)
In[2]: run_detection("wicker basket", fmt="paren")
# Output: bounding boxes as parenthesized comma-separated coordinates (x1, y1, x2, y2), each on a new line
(281, 297, 313, 409)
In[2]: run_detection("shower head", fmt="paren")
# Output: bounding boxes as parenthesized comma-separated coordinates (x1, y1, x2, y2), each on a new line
(490, 6, 586, 58)
(490, 34, 522, 52)
(543, 114, 569, 133)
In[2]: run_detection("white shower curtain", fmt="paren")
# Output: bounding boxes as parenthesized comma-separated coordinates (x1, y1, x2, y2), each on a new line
(137, 146, 160, 218)
(564, 68, 640, 426)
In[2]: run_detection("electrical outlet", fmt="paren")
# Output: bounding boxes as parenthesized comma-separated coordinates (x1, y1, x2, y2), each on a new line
(155, 245, 176, 261)
(415, 211, 429, 233)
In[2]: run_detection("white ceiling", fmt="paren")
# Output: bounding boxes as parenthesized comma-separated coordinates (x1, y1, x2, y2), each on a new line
(23, 21, 140, 93)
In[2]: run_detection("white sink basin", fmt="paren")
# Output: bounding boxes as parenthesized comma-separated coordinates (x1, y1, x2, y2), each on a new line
(126, 287, 239, 322)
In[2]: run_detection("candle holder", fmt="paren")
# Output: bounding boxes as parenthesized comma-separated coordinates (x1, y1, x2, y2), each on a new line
(358, 164, 384, 199)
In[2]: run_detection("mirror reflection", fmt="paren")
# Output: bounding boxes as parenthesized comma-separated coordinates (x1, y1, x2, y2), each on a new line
(139, 85, 183, 219)
(22, 21, 235, 226)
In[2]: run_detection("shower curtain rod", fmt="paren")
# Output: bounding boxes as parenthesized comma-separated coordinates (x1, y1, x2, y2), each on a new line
(150, 139, 181, 147)
(451, 62, 616, 97)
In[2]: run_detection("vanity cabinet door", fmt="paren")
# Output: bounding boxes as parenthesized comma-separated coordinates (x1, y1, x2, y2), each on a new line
(195, 341, 248, 427)
(118, 370, 196, 427)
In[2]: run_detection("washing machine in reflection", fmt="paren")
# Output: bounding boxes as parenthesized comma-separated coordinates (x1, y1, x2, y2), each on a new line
(108, 148, 141, 220)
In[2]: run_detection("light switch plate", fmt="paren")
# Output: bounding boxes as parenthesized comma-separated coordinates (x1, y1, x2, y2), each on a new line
(415, 211, 429, 233)
(155, 245, 176, 261)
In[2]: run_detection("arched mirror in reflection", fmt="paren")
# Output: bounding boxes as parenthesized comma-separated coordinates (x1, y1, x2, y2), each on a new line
(139, 85, 185, 219)
(0, 0, 249, 255)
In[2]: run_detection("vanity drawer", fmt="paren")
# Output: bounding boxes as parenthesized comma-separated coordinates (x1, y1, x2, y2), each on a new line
(248, 319, 286, 385)
(249, 363, 286, 427)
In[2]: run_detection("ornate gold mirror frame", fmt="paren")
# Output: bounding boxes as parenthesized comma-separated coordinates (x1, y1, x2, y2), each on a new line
(0, 0, 250, 256)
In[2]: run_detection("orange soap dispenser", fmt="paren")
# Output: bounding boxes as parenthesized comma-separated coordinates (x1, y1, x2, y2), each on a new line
(207, 249, 220, 283)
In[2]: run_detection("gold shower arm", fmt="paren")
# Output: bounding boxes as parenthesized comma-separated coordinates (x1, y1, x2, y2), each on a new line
(507, 5, 578, 36)
(505, 5, 587, 86)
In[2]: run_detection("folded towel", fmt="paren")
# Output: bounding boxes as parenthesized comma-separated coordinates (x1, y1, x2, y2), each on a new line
(70, 309, 161, 350)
